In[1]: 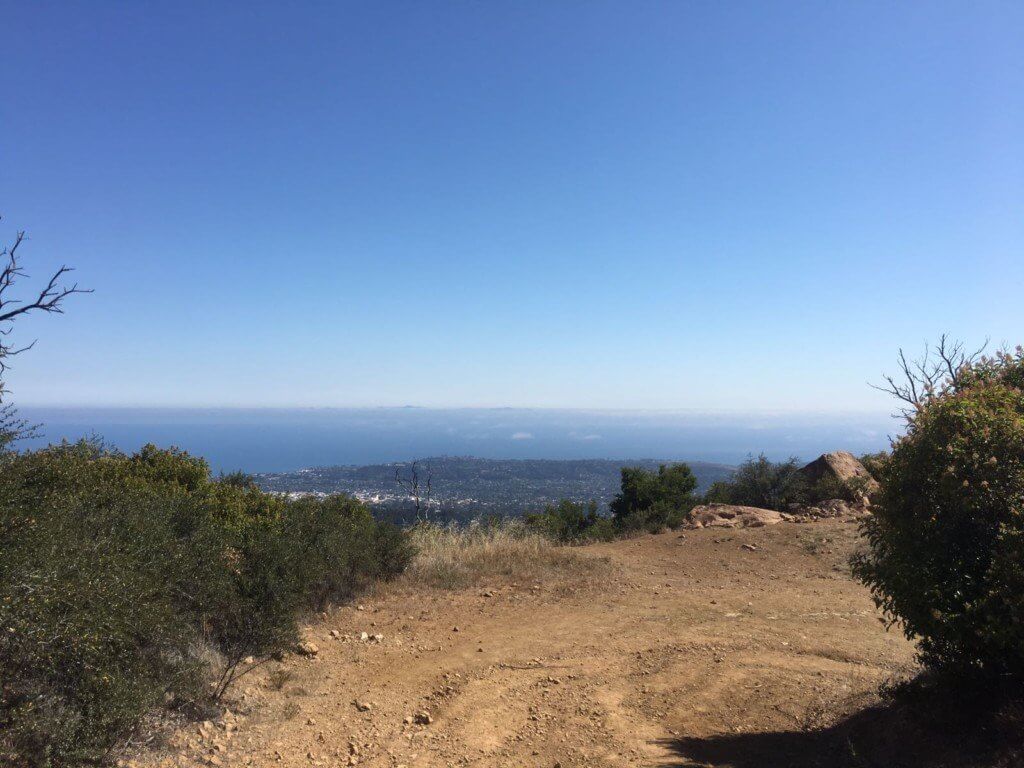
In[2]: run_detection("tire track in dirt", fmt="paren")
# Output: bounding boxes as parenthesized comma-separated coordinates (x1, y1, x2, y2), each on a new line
(140, 521, 915, 768)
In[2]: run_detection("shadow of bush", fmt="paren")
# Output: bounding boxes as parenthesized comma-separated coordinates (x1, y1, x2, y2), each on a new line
(660, 674, 1024, 768)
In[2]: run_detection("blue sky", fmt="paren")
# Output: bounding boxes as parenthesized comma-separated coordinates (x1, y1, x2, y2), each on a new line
(3, 1, 1022, 411)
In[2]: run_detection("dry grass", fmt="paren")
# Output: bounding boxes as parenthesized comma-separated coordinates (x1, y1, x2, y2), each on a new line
(400, 519, 609, 590)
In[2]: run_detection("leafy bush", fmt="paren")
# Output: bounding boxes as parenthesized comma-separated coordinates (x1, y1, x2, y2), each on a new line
(853, 347, 1024, 680)
(0, 446, 222, 764)
(808, 472, 874, 505)
(858, 451, 889, 483)
(525, 499, 616, 543)
(705, 453, 876, 509)
(285, 495, 412, 609)
(703, 454, 808, 510)
(610, 463, 698, 533)
(0, 441, 412, 766)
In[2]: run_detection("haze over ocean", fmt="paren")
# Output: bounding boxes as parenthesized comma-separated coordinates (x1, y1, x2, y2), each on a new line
(19, 407, 893, 474)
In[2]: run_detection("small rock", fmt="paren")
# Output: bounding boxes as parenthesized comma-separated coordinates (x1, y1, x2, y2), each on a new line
(414, 711, 433, 725)
(297, 641, 319, 657)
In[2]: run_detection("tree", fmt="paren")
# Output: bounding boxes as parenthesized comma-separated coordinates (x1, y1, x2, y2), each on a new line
(705, 454, 807, 511)
(394, 459, 433, 522)
(854, 341, 1024, 679)
(0, 220, 90, 447)
(525, 499, 614, 543)
(610, 463, 698, 532)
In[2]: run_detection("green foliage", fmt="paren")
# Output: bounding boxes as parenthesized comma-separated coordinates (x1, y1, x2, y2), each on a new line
(809, 472, 874, 504)
(0, 445, 221, 765)
(218, 470, 258, 488)
(858, 451, 889, 483)
(705, 453, 873, 509)
(285, 495, 412, 610)
(853, 348, 1024, 680)
(609, 463, 698, 533)
(525, 499, 616, 543)
(0, 441, 412, 766)
(704, 454, 808, 510)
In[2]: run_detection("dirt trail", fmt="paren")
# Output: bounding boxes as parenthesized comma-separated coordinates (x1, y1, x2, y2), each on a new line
(151, 521, 916, 768)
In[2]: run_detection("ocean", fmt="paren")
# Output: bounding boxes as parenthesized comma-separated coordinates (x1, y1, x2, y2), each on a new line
(15, 407, 897, 474)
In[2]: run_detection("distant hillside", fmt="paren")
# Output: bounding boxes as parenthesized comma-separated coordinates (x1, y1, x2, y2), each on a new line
(255, 456, 735, 523)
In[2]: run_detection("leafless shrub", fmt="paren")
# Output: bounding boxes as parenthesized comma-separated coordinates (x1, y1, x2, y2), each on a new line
(872, 334, 988, 422)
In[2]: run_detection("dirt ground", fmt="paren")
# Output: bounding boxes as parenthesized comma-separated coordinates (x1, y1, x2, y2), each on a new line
(141, 520, 1017, 768)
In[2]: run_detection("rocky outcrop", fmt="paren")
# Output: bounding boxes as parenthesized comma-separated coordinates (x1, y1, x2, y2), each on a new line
(784, 497, 870, 523)
(798, 451, 879, 495)
(688, 497, 869, 530)
(688, 503, 783, 529)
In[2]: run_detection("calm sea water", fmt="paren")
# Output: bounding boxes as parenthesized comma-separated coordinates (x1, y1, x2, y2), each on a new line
(17, 407, 896, 474)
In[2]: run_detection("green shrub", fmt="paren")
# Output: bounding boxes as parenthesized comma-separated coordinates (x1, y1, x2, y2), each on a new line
(853, 348, 1024, 680)
(525, 499, 616, 543)
(285, 495, 413, 610)
(706, 453, 874, 509)
(0, 441, 412, 766)
(0, 480, 221, 764)
(610, 463, 697, 533)
(858, 451, 889, 483)
(704, 454, 808, 510)
(809, 472, 873, 504)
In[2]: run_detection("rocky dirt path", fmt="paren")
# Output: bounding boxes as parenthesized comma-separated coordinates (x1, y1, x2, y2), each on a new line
(149, 521, 915, 768)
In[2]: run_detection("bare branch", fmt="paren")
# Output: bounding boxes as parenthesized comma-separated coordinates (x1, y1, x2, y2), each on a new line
(0, 219, 91, 377)
(394, 459, 434, 523)
(0, 218, 89, 446)
(872, 336, 988, 423)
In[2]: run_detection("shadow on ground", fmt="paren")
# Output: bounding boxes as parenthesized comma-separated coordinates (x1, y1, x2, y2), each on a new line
(659, 678, 1024, 768)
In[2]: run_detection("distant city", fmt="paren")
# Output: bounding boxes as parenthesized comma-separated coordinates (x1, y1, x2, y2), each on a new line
(255, 456, 736, 524)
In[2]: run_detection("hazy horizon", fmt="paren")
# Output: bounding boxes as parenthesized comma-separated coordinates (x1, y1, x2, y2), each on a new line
(17, 405, 895, 473)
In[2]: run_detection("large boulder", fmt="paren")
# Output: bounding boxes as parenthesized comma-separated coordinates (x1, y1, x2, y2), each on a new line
(688, 503, 783, 529)
(798, 451, 879, 494)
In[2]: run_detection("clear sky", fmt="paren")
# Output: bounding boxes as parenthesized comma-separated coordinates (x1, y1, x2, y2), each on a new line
(3, 1, 1022, 411)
